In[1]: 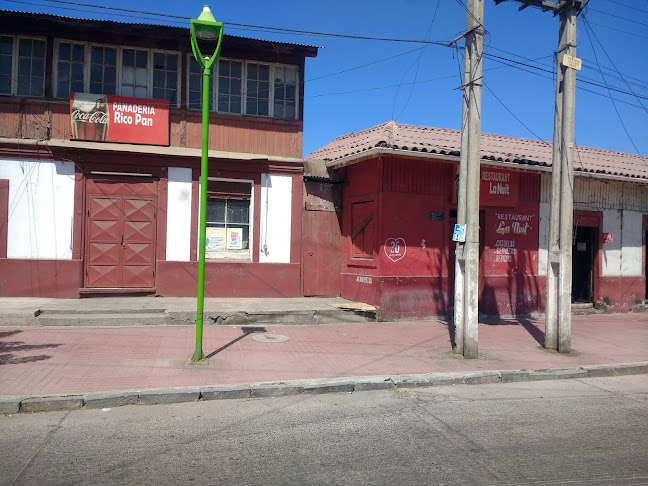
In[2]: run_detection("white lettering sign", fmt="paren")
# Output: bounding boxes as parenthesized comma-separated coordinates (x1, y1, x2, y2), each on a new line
(384, 237, 406, 262)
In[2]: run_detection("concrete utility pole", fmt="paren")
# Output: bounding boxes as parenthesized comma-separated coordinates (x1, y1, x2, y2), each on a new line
(454, 0, 484, 359)
(494, 0, 588, 353)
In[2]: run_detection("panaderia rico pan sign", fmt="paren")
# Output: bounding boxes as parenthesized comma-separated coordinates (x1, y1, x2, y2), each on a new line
(70, 92, 169, 146)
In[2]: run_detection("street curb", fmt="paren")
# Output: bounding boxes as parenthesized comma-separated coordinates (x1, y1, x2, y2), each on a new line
(4, 361, 647, 414)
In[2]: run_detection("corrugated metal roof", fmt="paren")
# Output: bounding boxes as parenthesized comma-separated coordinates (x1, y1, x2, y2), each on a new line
(306, 121, 648, 181)
(0, 9, 320, 50)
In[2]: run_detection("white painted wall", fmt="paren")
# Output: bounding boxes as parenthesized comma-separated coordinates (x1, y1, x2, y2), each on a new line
(621, 210, 643, 277)
(166, 167, 192, 261)
(260, 173, 292, 263)
(601, 209, 621, 276)
(0, 159, 75, 259)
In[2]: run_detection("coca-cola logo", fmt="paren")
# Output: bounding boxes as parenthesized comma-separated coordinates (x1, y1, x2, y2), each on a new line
(72, 110, 108, 124)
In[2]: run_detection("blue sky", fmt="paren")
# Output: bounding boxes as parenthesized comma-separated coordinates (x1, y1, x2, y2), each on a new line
(3, 0, 647, 157)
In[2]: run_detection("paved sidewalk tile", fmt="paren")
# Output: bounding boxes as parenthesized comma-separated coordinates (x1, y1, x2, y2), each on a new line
(0, 314, 646, 397)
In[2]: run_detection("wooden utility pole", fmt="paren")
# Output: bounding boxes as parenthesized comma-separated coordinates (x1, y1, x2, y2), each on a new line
(494, 0, 588, 352)
(454, 0, 484, 359)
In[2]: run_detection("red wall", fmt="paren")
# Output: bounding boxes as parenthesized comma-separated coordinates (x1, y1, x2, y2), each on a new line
(0, 259, 83, 298)
(339, 157, 545, 320)
(156, 261, 301, 297)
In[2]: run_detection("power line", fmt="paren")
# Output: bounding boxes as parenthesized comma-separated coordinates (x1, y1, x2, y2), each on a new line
(581, 18, 642, 154)
(392, 0, 441, 121)
(586, 20, 648, 40)
(587, 7, 648, 28)
(606, 0, 648, 14)
(483, 81, 546, 142)
(6, 0, 453, 45)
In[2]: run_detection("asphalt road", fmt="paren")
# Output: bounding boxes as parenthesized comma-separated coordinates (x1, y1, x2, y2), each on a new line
(2, 375, 647, 486)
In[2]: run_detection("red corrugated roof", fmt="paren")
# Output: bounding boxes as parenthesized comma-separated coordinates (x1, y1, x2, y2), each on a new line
(306, 121, 648, 181)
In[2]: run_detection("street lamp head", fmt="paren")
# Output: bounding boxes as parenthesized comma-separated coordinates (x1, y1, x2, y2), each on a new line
(190, 5, 224, 69)
(195, 6, 219, 39)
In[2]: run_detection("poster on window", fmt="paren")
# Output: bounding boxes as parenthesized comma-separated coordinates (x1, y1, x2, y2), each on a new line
(70, 92, 169, 146)
(484, 207, 539, 275)
(206, 227, 226, 250)
(227, 228, 243, 249)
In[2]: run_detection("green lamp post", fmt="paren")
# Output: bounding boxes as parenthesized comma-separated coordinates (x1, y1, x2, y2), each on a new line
(190, 5, 224, 361)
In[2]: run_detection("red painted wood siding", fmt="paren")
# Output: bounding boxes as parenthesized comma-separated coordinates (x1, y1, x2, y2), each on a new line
(0, 99, 303, 158)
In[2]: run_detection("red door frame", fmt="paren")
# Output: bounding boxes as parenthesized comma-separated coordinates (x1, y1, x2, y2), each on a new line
(574, 210, 602, 303)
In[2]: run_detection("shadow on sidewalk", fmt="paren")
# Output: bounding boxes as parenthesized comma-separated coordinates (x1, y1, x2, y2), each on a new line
(206, 327, 266, 358)
(480, 316, 545, 346)
(0, 332, 61, 365)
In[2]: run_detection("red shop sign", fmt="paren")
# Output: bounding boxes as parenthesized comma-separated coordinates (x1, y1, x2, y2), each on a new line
(480, 168, 519, 207)
(70, 92, 169, 146)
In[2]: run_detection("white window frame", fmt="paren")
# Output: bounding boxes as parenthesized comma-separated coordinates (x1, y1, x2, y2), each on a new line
(52, 40, 181, 107)
(203, 177, 255, 262)
(0, 35, 47, 97)
(186, 55, 300, 120)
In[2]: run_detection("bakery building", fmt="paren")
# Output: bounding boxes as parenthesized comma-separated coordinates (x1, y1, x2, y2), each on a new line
(0, 10, 317, 298)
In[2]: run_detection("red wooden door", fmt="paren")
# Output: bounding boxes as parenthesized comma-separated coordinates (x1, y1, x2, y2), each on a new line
(85, 177, 157, 289)
(302, 209, 341, 297)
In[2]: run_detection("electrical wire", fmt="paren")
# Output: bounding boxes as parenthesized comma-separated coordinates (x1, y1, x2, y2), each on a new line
(587, 7, 648, 28)
(581, 17, 642, 154)
(392, 0, 441, 121)
(606, 0, 648, 14)
(3, 0, 452, 45)
(582, 16, 648, 112)
(483, 81, 546, 142)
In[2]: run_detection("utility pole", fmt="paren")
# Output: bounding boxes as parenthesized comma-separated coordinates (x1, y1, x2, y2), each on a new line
(454, 0, 484, 359)
(494, 0, 587, 352)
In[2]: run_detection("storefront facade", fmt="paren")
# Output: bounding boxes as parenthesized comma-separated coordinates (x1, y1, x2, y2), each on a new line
(307, 121, 648, 319)
(0, 10, 317, 298)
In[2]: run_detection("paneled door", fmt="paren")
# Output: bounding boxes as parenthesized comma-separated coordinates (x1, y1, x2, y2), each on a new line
(85, 176, 157, 289)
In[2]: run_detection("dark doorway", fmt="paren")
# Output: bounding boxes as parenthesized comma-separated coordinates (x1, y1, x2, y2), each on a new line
(572, 226, 595, 303)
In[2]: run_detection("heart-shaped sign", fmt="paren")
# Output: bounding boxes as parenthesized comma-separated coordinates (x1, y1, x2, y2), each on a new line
(384, 237, 406, 262)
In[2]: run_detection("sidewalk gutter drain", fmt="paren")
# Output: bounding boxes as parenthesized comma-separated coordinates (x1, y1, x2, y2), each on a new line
(251, 334, 289, 343)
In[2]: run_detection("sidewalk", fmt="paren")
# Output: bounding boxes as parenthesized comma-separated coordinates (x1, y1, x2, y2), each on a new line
(0, 297, 646, 413)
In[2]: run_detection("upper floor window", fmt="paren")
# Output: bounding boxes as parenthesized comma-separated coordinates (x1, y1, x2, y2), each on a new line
(188, 56, 299, 120)
(56, 42, 85, 98)
(54, 41, 180, 106)
(89, 46, 117, 95)
(0, 35, 46, 97)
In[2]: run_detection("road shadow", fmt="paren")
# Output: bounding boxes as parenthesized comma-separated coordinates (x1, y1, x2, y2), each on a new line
(0, 337, 61, 365)
(479, 316, 545, 346)
(206, 326, 266, 358)
(0, 330, 23, 338)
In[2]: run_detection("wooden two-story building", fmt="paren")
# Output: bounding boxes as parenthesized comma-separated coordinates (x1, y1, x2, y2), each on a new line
(0, 10, 317, 298)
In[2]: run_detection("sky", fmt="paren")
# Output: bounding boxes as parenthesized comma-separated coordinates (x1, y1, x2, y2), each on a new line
(3, 0, 647, 158)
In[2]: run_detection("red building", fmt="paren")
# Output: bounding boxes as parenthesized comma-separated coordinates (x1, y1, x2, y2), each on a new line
(0, 10, 317, 298)
(307, 121, 648, 319)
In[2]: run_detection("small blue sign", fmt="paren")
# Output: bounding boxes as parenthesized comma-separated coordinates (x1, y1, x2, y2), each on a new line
(452, 224, 466, 242)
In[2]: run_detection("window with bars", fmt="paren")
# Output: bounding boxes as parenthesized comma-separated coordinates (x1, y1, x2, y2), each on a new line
(205, 180, 252, 260)
(53, 43, 179, 104)
(245, 62, 270, 117)
(0, 36, 13, 95)
(217, 59, 242, 114)
(188, 57, 298, 120)
(152, 52, 178, 105)
(89, 46, 117, 95)
(0, 36, 46, 97)
(273, 65, 297, 120)
(121, 48, 148, 98)
(17, 38, 46, 96)
(56, 42, 85, 98)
